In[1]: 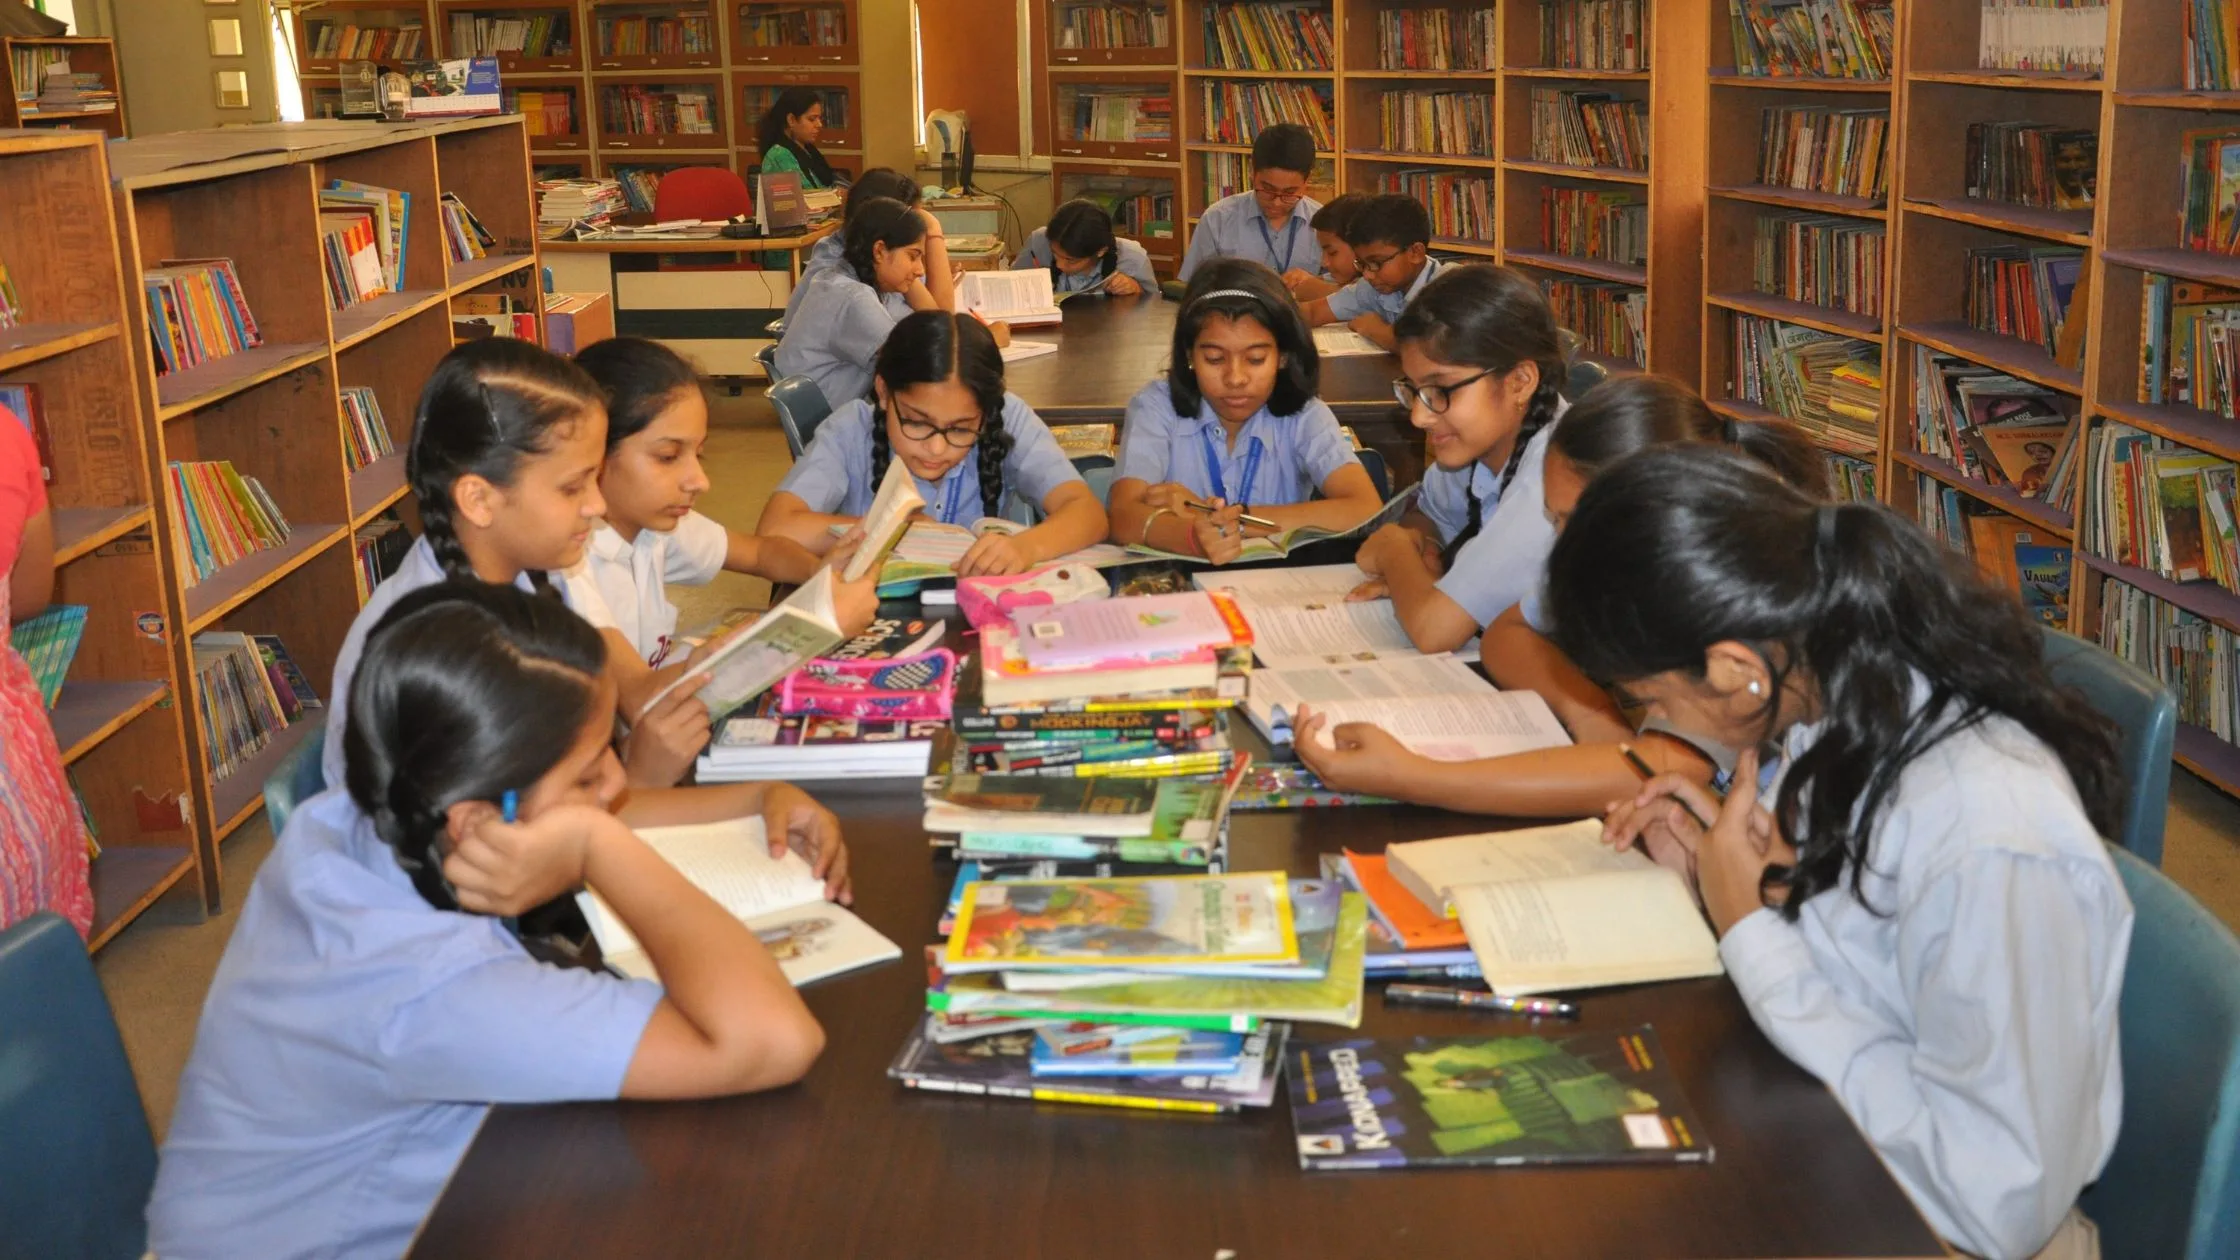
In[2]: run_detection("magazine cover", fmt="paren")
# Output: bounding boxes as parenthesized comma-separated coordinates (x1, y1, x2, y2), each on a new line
(945, 872, 1297, 972)
(1286, 1027, 1714, 1171)
(889, 1014, 1289, 1112)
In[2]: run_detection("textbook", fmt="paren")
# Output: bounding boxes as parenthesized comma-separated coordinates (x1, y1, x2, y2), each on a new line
(1287, 1027, 1713, 1170)
(1193, 564, 1461, 669)
(876, 518, 1132, 588)
(577, 816, 900, 987)
(1256, 661, 1573, 764)
(944, 871, 1297, 972)
(959, 267, 1064, 326)
(944, 760, 1248, 867)
(1127, 484, 1421, 566)
(697, 707, 946, 780)
(1246, 653, 1496, 739)
(845, 456, 929, 581)
(1390, 819, 1724, 996)
(639, 567, 850, 723)
(888, 1014, 1290, 1113)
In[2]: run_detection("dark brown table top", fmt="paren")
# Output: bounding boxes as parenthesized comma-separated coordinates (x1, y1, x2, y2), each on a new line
(413, 771, 1946, 1259)
(1004, 293, 1405, 421)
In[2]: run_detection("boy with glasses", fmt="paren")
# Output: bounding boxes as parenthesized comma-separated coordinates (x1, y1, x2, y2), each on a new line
(1300, 194, 1442, 352)
(1177, 123, 1324, 282)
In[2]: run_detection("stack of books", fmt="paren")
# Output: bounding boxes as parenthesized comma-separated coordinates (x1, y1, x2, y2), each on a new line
(537, 177, 626, 237)
(925, 768, 1247, 869)
(1913, 346, 2080, 509)
(1756, 105, 1889, 200)
(438, 192, 495, 264)
(164, 459, 291, 585)
(189, 632, 320, 784)
(1538, 0, 1644, 70)
(1725, 0, 1894, 78)
(1529, 87, 1649, 171)
(143, 258, 262, 376)
(1729, 312, 1883, 456)
(339, 386, 395, 473)
(34, 63, 117, 114)
(12, 604, 87, 709)
(1752, 211, 1884, 319)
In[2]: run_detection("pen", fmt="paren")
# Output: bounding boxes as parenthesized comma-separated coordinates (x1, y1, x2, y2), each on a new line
(1370, 965, 1485, 981)
(501, 790, 518, 824)
(1185, 500, 1279, 529)
(1620, 742, 1716, 830)
(1385, 983, 1579, 1019)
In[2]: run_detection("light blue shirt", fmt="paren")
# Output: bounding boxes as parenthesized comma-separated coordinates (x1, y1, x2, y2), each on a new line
(1177, 190, 1324, 282)
(780, 234, 911, 326)
(145, 788, 662, 1260)
(1116, 379, 1358, 506)
(322, 536, 613, 790)
(1419, 415, 1560, 627)
(1725, 679, 2129, 1260)
(777, 391, 1084, 523)
(773, 266, 907, 409)
(1016, 227, 1159, 293)
(1327, 254, 1446, 324)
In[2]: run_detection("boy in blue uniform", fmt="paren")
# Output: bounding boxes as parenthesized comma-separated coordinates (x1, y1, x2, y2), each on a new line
(1301, 194, 1443, 352)
(1176, 123, 1323, 282)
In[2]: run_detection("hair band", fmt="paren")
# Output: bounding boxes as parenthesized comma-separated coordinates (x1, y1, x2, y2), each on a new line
(1190, 288, 1265, 307)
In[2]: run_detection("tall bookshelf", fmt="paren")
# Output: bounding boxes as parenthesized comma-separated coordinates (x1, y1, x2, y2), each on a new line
(105, 117, 542, 907)
(1046, 0, 1182, 273)
(1, 35, 127, 138)
(0, 129, 194, 951)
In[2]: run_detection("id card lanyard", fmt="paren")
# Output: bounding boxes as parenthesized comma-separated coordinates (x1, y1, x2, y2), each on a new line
(1201, 428, 1265, 504)
(1255, 212, 1302, 275)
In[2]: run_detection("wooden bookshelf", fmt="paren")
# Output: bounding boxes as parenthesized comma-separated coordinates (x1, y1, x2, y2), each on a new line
(104, 117, 543, 902)
(293, 0, 437, 78)
(1, 36, 126, 138)
(1041, 1, 1180, 272)
(0, 129, 195, 950)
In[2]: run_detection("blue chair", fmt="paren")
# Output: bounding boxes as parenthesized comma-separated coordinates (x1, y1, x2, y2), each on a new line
(2041, 626, 2176, 866)
(1563, 355, 1612, 402)
(1003, 454, 1114, 525)
(1356, 447, 1392, 502)
(768, 374, 833, 459)
(0, 912, 157, 1260)
(263, 725, 328, 839)
(2080, 846, 2240, 1260)
(755, 342, 779, 378)
(763, 315, 786, 339)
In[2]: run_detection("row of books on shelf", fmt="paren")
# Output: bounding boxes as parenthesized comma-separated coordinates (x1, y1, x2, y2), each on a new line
(1754, 211, 1884, 318)
(744, 85, 850, 130)
(1977, 0, 2106, 73)
(1965, 243, 2085, 364)
(597, 85, 718, 136)
(2180, 127, 2240, 256)
(592, 14, 714, 56)
(1914, 484, 2071, 627)
(355, 514, 413, 593)
(1827, 452, 1878, 501)
(8, 46, 49, 101)
(14, 603, 85, 709)
(191, 632, 320, 786)
(2085, 423, 2240, 595)
(164, 459, 291, 587)
(1757, 105, 1888, 201)
(1541, 186, 1645, 266)
(2190, 0, 2240, 90)
(1912, 346, 2081, 510)
(2100, 581, 2238, 741)
(1070, 185, 1175, 241)
(1375, 4, 1493, 72)
(1196, 80, 1332, 151)
(1541, 278, 1645, 365)
(739, 5, 849, 49)
(1061, 88, 1172, 144)
(610, 165, 665, 214)
(439, 192, 497, 264)
(2144, 275, 2240, 421)
(1375, 170, 1493, 244)
(446, 14, 570, 58)
(1374, 90, 1493, 159)
(1966, 121, 2096, 212)
(507, 88, 577, 138)
(1730, 312, 1883, 456)
(1528, 88, 1647, 172)
(307, 22, 426, 62)
(318, 180, 415, 313)
(453, 293, 539, 342)
(144, 258, 261, 378)
(1537, 0, 1643, 71)
(1724, 0, 1894, 80)
(339, 386, 396, 474)
(1197, 1, 1333, 72)
(1197, 150, 1333, 204)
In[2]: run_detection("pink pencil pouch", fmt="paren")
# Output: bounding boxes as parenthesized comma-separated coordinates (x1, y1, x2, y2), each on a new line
(778, 648, 958, 720)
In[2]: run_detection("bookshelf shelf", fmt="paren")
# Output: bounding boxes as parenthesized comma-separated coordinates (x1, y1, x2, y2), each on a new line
(1707, 73, 1890, 92)
(1185, 68, 1333, 79)
(2117, 90, 2240, 110)
(1903, 197, 2092, 246)
(1, 36, 127, 138)
(153, 345, 332, 422)
(2176, 724, 2240, 798)
(1894, 448, 2075, 538)
(1347, 150, 1493, 169)
(86, 846, 196, 952)
(1899, 321, 2084, 395)
(0, 321, 120, 374)
(1340, 69, 1497, 81)
(1705, 290, 1881, 339)
(2095, 398, 2240, 464)
(446, 252, 540, 293)
(2081, 553, 2240, 637)
(51, 680, 170, 766)
(52, 505, 152, 565)
(1909, 69, 2101, 92)
(1503, 248, 1646, 286)
(331, 290, 451, 349)
(1431, 238, 1501, 257)
(2101, 246, 2240, 288)
(1709, 183, 1886, 218)
(733, 0, 859, 67)
(348, 454, 412, 526)
(1502, 67, 1650, 81)
(211, 719, 326, 842)
(1502, 157, 1649, 185)
(181, 526, 350, 631)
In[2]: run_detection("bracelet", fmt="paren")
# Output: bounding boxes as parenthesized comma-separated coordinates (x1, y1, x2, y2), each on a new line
(1142, 505, 1175, 545)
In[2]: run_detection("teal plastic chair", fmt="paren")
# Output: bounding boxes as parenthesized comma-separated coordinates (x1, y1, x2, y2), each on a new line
(2081, 846, 2240, 1260)
(2041, 627, 2176, 866)
(263, 725, 328, 839)
(1003, 454, 1114, 525)
(755, 342, 778, 377)
(768, 374, 834, 459)
(0, 911, 157, 1260)
(1356, 447, 1391, 501)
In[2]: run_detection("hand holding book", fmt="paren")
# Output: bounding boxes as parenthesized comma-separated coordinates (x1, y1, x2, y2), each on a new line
(1611, 746, 1793, 937)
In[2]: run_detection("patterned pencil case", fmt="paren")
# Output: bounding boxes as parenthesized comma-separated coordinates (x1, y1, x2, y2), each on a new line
(778, 648, 958, 720)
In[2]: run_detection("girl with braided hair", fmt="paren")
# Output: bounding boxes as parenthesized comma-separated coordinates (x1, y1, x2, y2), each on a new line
(151, 582, 842, 1260)
(760, 311, 1107, 576)
(1351, 263, 1567, 653)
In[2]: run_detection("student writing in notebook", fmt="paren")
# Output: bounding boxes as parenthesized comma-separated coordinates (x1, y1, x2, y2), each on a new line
(1348, 264, 1565, 652)
(1281, 190, 1367, 302)
(782, 168, 925, 326)
(1298, 194, 1445, 352)
(322, 340, 705, 793)
(149, 582, 842, 1260)
(777, 197, 971, 410)
(1107, 260, 1382, 563)
(759, 312, 1106, 575)
(575, 336, 879, 668)
(1552, 446, 2129, 1260)
(1296, 375, 1826, 816)
(1015, 198, 1156, 297)
(1176, 123, 1324, 281)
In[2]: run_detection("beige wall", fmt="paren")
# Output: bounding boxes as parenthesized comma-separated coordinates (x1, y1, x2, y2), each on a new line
(90, 0, 282, 134)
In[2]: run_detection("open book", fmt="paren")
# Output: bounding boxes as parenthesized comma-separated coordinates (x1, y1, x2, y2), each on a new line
(877, 517, 1134, 587)
(1389, 819, 1724, 996)
(959, 268, 1063, 326)
(1312, 325, 1387, 357)
(844, 456, 929, 582)
(1247, 654, 1570, 761)
(576, 817, 900, 987)
(640, 568, 846, 723)
(1129, 484, 1420, 566)
(1195, 563, 1472, 669)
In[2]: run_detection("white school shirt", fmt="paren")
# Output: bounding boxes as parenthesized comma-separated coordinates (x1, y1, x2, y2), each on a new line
(1116, 379, 1359, 507)
(1416, 410, 1563, 627)
(775, 392, 1085, 522)
(780, 234, 912, 325)
(1325, 254, 1446, 325)
(1015, 227, 1160, 293)
(1726, 680, 2131, 1260)
(772, 266, 906, 409)
(321, 536, 615, 789)
(582, 511, 730, 666)
(145, 788, 661, 1260)
(1177, 190, 1324, 281)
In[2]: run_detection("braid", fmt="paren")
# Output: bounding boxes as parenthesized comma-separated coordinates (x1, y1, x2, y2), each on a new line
(1441, 487, 1485, 571)
(367, 774, 457, 911)
(870, 410, 893, 500)
(976, 408, 1014, 518)
(1441, 376, 1559, 568)
(415, 486, 479, 582)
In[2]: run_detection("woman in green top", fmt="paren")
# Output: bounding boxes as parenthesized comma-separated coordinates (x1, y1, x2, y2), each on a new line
(757, 87, 837, 190)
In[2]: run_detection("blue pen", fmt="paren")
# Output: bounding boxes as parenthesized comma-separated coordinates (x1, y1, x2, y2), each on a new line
(501, 790, 518, 823)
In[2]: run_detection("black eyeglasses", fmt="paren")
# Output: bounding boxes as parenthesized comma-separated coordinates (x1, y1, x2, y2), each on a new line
(1392, 368, 1497, 415)
(892, 407, 983, 448)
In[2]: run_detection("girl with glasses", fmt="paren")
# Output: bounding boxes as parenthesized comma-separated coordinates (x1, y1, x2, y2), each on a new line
(759, 312, 1108, 576)
(1108, 259, 1382, 563)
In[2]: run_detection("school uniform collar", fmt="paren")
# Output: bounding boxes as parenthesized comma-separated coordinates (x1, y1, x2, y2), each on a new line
(1189, 400, 1281, 451)
(1402, 255, 1445, 304)
(588, 520, 643, 562)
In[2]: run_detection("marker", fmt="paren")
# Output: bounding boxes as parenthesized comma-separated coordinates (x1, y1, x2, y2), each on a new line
(1384, 983, 1578, 1019)
(501, 790, 519, 823)
(1184, 500, 1278, 530)
(1620, 743, 1716, 830)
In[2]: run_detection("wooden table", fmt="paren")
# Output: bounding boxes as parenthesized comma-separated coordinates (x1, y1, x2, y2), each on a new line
(542, 225, 839, 378)
(413, 767, 1945, 1258)
(541, 222, 838, 278)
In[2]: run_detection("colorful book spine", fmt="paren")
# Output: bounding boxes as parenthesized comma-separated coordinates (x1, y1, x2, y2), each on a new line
(1054, 2, 1170, 51)
(1198, 2, 1335, 71)
(142, 258, 263, 376)
(1750, 211, 1884, 318)
(1195, 79, 1333, 150)
(1725, 0, 1894, 79)
(1374, 170, 1493, 244)
(1978, 0, 2106, 73)
(1528, 87, 1648, 171)
(1754, 105, 1889, 199)
(1540, 278, 1645, 365)
(1376, 6, 1495, 70)
(1537, 0, 1644, 70)
(1374, 90, 1493, 157)
(1541, 187, 1646, 264)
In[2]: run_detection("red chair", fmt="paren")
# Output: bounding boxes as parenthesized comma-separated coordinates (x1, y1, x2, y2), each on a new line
(652, 166, 753, 222)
